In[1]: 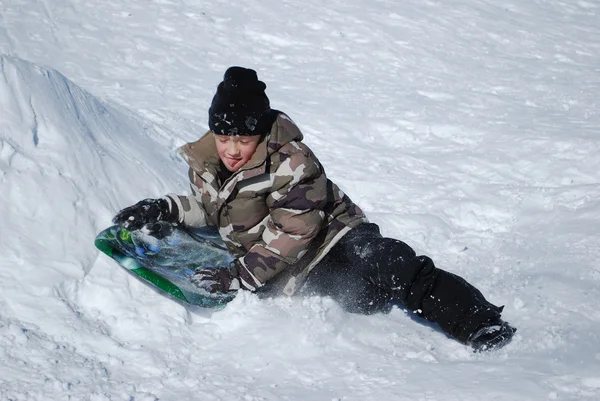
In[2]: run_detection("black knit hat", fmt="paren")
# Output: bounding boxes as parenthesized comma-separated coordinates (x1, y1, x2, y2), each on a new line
(208, 66, 272, 136)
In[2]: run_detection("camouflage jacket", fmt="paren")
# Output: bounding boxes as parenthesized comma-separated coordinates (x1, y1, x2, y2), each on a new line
(168, 112, 367, 295)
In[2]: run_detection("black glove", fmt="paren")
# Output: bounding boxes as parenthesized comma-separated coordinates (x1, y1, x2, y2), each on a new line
(112, 198, 177, 231)
(191, 262, 243, 293)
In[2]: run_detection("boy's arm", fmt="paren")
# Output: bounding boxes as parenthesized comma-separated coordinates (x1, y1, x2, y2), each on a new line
(237, 151, 328, 291)
(164, 169, 211, 228)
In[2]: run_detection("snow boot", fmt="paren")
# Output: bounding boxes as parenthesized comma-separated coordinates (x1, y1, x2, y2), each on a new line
(467, 320, 516, 352)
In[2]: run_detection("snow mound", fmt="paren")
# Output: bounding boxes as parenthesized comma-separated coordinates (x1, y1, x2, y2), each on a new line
(0, 56, 193, 399)
(0, 55, 180, 278)
(0, 56, 189, 340)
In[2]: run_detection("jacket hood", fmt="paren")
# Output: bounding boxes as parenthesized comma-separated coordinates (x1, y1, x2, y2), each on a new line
(178, 111, 304, 174)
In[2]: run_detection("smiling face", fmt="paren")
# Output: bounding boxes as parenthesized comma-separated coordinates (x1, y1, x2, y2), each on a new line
(214, 133, 262, 172)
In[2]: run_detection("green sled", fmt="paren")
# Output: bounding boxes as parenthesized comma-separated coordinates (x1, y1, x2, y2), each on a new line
(94, 222, 236, 308)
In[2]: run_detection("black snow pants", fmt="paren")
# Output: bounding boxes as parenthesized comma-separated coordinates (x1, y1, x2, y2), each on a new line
(302, 223, 503, 343)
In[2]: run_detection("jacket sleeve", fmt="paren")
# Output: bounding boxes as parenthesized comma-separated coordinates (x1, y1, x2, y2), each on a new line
(237, 151, 328, 291)
(164, 169, 212, 228)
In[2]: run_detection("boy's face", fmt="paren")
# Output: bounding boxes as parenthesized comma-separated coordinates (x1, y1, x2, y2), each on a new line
(214, 133, 262, 172)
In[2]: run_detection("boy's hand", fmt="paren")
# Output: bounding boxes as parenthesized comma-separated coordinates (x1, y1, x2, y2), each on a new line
(112, 198, 174, 230)
(192, 262, 243, 293)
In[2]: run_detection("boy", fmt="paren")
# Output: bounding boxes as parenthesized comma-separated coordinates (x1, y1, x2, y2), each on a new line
(113, 67, 516, 352)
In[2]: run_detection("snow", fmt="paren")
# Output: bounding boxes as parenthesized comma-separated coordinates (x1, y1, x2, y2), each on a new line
(1, 0, 599, 399)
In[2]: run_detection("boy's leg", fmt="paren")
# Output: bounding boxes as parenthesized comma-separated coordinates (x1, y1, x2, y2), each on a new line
(370, 246, 503, 343)
(304, 223, 506, 344)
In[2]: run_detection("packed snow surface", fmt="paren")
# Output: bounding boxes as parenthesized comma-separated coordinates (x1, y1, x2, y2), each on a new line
(1, 0, 599, 400)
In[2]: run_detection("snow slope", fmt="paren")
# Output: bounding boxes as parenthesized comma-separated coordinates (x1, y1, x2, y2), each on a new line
(1, 0, 600, 400)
